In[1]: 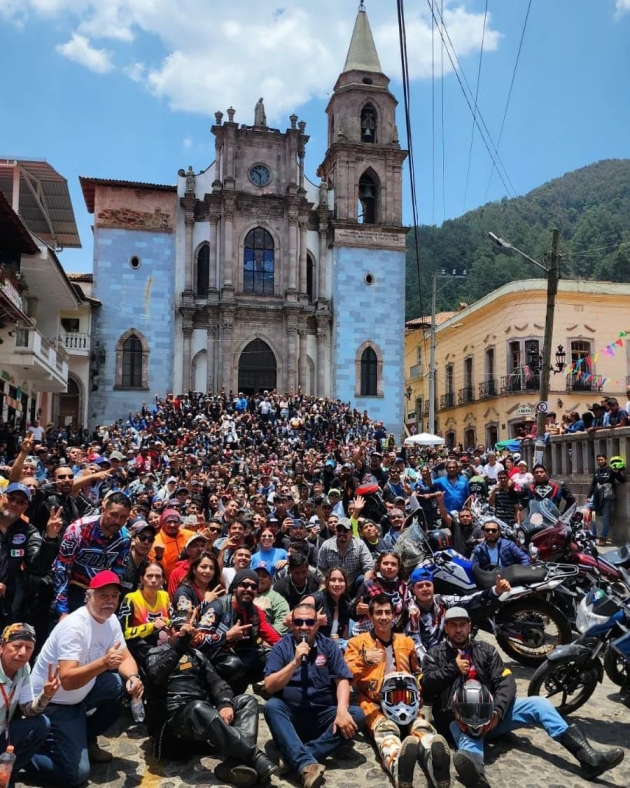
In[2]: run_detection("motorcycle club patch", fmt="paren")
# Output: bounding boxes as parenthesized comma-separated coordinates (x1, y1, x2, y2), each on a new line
(11, 534, 26, 545)
(315, 654, 328, 667)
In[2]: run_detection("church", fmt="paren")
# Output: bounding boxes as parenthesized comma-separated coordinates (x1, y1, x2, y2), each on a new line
(81, 5, 407, 433)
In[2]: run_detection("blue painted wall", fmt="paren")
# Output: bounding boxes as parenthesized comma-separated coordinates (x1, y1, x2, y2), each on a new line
(90, 228, 175, 427)
(332, 246, 405, 435)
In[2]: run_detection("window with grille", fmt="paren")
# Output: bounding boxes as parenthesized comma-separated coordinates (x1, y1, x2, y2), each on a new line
(122, 336, 143, 388)
(243, 228, 275, 295)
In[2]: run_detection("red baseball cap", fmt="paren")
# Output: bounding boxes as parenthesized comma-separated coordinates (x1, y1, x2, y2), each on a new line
(89, 570, 121, 590)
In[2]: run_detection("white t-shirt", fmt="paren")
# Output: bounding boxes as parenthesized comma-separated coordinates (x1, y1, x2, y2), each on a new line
(31, 606, 124, 705)
(0, 662, 35, 738)
(28, 425, 46, 441)
(482, 462, 504, 482)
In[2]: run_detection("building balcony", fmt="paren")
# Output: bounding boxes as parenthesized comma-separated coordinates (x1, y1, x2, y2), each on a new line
(478, 379, 498, 399)
(422, 404, 430, 417)
(440, 392, 455, 409)
(0, 328, 68, 392)
(458, 386, 474, 404)
(500, 371, 540, 394)
(565, 375, 604, 393)
(60, 331, 91, 356)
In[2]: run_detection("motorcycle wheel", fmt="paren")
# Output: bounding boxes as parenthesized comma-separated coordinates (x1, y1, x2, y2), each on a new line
(496, 598, 573, 667)
(603, 643, 630, 687)
(528, 656, 600, 715)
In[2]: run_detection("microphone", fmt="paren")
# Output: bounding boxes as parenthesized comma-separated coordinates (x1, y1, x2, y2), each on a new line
(300, 633, 308, 666)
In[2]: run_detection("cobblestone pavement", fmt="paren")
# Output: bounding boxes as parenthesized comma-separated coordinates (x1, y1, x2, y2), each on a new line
(16, 636, 630, 788)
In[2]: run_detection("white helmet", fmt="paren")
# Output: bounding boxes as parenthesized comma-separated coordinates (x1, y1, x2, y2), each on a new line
(380, 672, 421, 726)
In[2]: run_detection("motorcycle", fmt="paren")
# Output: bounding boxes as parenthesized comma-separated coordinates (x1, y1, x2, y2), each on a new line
(396, 519, 576, 666)
(528, 584, 630, 715)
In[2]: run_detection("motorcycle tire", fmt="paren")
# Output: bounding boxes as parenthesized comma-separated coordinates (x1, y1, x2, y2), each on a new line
(603, 643, 630, 687)
(528, 656, 600, 716)
(496, 598, 573, 667)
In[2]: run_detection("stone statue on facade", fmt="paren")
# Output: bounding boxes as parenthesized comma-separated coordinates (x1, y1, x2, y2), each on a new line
(318, 179, 329, 207)
(185, 165, 195, 195)
(254, 98, 267, 127)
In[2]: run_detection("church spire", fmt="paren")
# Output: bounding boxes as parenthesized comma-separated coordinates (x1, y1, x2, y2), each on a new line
(343, 3, 382, 74)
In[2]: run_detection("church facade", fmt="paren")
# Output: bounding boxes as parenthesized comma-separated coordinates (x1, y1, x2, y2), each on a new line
(83, 6, 407, 433)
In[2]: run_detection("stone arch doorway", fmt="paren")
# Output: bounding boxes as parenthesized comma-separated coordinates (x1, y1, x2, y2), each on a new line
(58, 377, 81, 429)
(238, 339, 277, 395)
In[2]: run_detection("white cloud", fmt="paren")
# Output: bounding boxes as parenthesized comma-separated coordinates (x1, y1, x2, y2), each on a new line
(616, 0, 630, 16)
(182, 136, 193, 150)
(56, 33, 114, 73)
(3, 1, 501, 120)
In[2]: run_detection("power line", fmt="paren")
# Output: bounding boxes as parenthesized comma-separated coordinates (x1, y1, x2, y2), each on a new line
(440, 0, 446, 223)
(485, 0, 533, 199)
(462, 0, 488, 213)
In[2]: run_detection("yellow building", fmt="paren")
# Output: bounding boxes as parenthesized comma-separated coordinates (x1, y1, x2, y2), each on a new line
(405, 279, 630, 447)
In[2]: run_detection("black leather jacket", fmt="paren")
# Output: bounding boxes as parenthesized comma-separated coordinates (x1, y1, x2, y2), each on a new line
(421, 638, 517, 734)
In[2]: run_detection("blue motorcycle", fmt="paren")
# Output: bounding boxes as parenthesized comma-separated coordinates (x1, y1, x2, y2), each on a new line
(528, 585, 630, 714)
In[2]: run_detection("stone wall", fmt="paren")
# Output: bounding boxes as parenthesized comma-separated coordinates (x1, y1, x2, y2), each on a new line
(90, 228, 176, 427)
(521, 428, 630, 542)
(332, 245, 404, 434)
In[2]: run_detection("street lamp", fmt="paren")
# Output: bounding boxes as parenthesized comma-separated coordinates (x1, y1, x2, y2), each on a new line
(405, 385, 412, 401)
(527, 344, 566, 374)
(488, 229, 561, 465)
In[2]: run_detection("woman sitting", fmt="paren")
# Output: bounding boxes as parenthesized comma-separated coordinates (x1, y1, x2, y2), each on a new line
(251, 528, 288, 575)
(351, 551, 407, 635)
(118, 561, 170, 666)
(172, 551, 225, 613)
(311, 567, 351, 645)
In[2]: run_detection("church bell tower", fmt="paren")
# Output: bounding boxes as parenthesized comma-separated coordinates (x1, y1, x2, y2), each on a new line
(319, 3, 408, 434)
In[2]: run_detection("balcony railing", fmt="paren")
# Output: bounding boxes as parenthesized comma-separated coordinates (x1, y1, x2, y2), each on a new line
(478, 379, 498, 399)
(440, 392, 455, 409)
(565, 376, 604, 393)
(61, 331, 91, 353)
(458, 386, 474, 404)
(501, 370, 540, 394)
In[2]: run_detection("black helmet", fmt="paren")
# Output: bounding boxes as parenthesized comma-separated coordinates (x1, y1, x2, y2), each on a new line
(453, 680, 495, 737)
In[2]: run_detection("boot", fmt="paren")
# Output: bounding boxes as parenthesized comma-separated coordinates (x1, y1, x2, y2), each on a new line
(559, 723, 624, 778)
(214, 761, 258, 787)
(418, 734, 451, 788)
(251, 750, 279, 783)
(395, 736, 418, 788)
(453, 750, 491, 788)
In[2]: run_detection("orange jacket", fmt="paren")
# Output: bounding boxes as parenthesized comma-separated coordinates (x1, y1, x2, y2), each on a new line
(150, 528, 195, 579)
(344, 631, 420, 730)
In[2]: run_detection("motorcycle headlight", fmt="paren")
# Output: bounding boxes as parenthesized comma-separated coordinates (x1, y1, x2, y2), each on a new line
(575, 596, 610, 634)
(528, 544, 539, 560)
(518, 530, 526, 546)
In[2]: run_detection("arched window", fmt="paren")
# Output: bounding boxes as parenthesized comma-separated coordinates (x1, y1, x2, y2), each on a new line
(358, 172, 377, 224)
(243, 227, 274, 295)
(115, 329, 149, 390)
(361, 103, 377, 143)
(360, 347, 378, 396)
(196, 243, 210, 297)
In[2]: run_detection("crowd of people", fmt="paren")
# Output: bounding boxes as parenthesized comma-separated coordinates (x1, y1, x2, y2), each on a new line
(0, 389, 624, 788)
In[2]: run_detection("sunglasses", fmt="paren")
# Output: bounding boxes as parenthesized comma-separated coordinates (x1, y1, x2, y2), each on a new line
(293, 618, 316, 627)
(208, 528, 221, 534)
(483, 528, 499, 534)
(238, 582, 258, 591)
(335, 526, 349, 533)
(136, 534, 155, 543)
(57, 474, 74, 479)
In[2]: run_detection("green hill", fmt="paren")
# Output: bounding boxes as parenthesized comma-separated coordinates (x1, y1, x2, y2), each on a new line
(405, 159, 630, 320)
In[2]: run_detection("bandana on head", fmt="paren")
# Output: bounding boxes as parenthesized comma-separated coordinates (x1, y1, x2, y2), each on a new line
(1, 623, 36, 645)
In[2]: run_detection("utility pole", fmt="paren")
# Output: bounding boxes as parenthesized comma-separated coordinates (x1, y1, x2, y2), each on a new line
(428, 273, 437, 435)
(534, 228, 560, 466)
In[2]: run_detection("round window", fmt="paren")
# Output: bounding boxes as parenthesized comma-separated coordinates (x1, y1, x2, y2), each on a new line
(365, 273, 375, 286)
(130, 256, 141, 270)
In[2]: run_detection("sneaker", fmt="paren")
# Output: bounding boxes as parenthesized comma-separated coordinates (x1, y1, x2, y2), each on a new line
(214, 762, 258, 787)
(87, 743, 113, 764)
(396, 736, 418, 788)
(425, 735, 451, 787)
(301, 762, 326, 788)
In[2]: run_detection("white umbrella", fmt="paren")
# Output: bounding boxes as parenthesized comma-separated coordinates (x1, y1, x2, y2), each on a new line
(404, 432, 445, 446)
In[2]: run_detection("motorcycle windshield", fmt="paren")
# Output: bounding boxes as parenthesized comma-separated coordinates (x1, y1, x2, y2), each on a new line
(522, 499, 561, 532)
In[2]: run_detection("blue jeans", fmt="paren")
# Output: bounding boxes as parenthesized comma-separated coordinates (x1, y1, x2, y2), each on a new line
(1, 715, 50, 782)
(449, 697, 568, 759)
(592, 498, 614, 539)
(264, 697, 365, 774)
(28, 671, 123, 787)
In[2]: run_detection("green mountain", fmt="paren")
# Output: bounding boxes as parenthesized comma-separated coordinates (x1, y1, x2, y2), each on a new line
(405, 159, 630, 320)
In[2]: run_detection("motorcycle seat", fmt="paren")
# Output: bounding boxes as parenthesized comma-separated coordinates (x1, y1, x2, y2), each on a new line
(472, 565, 499, 590)
(501, 564, 548, 586)
(604, 544, 630, 568)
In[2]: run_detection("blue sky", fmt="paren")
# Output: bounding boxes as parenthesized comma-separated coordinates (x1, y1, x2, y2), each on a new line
(1, 0, 629, 273)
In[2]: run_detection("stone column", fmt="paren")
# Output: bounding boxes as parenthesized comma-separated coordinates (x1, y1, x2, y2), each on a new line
(223, 198, 236, 289)
(298, 327, 308, 393)
(209, 213, 220, 290)
(298, 219, 308, 295)
(316, 317, 329, 397)
(317, 209, 328, 300)
(182, 322, 193, 392)
(287, 209, 298, 294)
(184, 212, 194, 292)
(206, 324, 217, 393)
(221, 309, 235, 395)
(286, 310, 299, 393)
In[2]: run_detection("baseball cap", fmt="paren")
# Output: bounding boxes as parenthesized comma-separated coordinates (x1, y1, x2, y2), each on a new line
(185, 533, 208, 549)
(5, 482, 31, 502)
(93, 457, 111, 466)
(128, 521, 156, 538)
(410, 566, 434, 584)
(109, 451, 125, 461)
(588, 403, 604, 411)
(175, 485, 189, 494)
(251, 557, 274, 576)
(444, 606, 470, 622)
(166, 476, 178, 484)
(328, 488, 342, 497)
(336, 517, 352, 531)
(89, 570, 121, 589)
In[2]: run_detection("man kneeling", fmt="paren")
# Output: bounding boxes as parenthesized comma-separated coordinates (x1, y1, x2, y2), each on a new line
(145, 609, 277, 787)
(345, 594, 451, 788)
